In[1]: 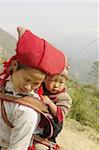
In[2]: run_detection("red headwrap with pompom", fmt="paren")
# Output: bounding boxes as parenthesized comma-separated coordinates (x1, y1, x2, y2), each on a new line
(0, 28, 67, 90)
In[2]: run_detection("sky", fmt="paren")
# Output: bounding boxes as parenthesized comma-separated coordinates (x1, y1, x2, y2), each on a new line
(0, 1, 98, 62)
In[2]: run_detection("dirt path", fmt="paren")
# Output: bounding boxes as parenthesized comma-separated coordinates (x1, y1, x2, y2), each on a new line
(56, 118, 99, 150)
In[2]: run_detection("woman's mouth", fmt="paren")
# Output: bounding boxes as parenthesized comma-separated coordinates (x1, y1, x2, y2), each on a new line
(19, 88, 27, 93)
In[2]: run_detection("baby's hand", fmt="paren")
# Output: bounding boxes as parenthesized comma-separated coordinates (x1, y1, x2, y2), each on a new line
(42, 95, 52, 105)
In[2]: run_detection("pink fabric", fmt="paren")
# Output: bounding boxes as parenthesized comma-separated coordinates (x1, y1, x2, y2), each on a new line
(56, 106, 63, 122)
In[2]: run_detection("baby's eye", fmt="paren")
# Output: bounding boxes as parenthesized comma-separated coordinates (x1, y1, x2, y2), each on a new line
(60, 81, 64, 83)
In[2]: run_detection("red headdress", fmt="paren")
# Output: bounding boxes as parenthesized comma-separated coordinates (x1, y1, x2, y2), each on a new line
(16, 30, 65, 74)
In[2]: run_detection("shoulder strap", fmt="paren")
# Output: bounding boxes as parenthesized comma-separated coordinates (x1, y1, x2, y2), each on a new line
(0, 92, 49, 113)
(1, 100, 14, 128)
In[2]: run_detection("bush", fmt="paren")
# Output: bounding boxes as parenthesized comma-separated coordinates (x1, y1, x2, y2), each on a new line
(66, 80, 99, 132)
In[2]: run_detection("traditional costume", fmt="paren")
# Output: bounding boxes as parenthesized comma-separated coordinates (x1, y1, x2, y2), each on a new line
(0, 28, 67, 150)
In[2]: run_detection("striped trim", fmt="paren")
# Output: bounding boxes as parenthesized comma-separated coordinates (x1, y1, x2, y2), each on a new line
(1, 100, 14, 128)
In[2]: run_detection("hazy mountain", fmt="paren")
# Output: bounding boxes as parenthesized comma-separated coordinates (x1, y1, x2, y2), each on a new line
(69, 58, 93, 84)
(0, 28, 16, 58)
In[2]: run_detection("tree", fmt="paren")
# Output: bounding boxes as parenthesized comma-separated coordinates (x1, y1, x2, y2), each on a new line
(88, 61, 99, 91)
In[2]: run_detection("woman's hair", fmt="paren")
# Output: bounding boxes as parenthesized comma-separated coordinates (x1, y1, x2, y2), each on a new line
(10, 62, 27, 74)
(15, 62, 28, 70)
(13, 62, 46, 76)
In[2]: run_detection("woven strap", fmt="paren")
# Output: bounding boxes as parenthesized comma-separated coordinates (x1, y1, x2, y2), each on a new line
(0, 92, 49, 113)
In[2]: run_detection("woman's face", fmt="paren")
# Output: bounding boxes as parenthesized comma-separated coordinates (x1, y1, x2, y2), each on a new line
(12, 66, 46, 94)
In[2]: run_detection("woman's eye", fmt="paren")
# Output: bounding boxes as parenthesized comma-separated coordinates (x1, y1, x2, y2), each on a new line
(24, 78, 31, 82)
(33, 82, 40, 85)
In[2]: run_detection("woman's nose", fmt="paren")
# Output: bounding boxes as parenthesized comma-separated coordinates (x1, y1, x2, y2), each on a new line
(24, 84, 32, 90)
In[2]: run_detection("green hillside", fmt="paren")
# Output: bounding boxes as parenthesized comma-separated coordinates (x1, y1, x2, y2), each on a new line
(66, 80, 99, 132)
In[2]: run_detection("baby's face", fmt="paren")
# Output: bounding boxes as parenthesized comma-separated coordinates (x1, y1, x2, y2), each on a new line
(12, 67, 45, 94)
(44, 74, 66, 94)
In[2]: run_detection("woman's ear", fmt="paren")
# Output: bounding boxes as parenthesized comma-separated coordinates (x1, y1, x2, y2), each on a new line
(44, 75, 49, 83)
(11, 60, 18, 71)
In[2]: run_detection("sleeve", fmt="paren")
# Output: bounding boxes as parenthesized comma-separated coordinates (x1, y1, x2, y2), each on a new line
(56, 92, 72, 120)
(56, 106, 63, 122)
